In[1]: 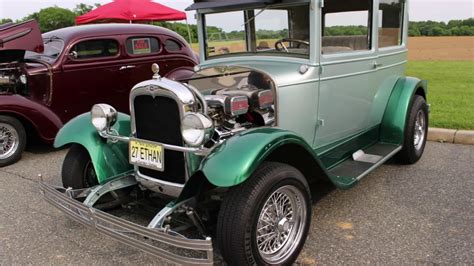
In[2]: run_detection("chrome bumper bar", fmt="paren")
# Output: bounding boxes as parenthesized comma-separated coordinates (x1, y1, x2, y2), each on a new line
(39, 182, 213, 265)
(99, 130, 210, 155)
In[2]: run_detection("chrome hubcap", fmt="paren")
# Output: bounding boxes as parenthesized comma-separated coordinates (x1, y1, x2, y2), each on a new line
(256, 185, 307, 264)
(0, 123, 19, 160)
(414, 110, 426, 151)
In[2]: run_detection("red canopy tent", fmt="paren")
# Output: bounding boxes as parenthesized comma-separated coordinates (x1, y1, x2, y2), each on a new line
(76, 0, 191, 42)
(76, 0, 186, 24)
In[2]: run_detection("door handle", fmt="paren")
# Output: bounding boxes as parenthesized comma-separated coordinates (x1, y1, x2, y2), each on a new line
(373, 62, 383, 69)
(119, 65, 136, 71)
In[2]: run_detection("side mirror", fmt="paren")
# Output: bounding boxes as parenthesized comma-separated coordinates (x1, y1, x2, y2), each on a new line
(68, 51, 78, 59)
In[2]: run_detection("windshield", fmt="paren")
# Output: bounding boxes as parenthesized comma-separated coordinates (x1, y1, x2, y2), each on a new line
(203, 4, 310, 59)
(26, 37, 64, 61)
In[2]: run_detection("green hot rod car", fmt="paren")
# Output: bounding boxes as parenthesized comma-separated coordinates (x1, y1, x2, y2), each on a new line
(41, 0, 429, 265)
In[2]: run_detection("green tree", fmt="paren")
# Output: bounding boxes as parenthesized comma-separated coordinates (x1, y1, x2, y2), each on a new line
(0, 18, 13, 25)
(36, 6, 76, 32)
(73, 3, 101, 16)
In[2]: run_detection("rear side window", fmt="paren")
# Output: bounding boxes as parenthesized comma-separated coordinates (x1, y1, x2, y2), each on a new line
(379, 0, 404, 48)
(322, 0, 372, 54)
(165, 39, 182, 52)
(71, 39, 119, 59)
(126, 37, 160, 55)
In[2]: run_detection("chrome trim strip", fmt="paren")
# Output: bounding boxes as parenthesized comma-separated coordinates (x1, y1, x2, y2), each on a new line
(320, 68, 375, 82)
(40, 181, 213, 265)
(378, 49, 407, 57)
(1, 28, 32, 43)
(377, 60, 407, 71)
(321, 55, 378, 66)
(355, 146, 402, 181)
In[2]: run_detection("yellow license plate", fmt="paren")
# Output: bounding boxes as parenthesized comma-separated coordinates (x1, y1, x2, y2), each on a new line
(129, 139, 164, 171)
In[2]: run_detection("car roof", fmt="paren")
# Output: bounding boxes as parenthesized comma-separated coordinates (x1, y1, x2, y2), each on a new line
(43, 23, 186, 43)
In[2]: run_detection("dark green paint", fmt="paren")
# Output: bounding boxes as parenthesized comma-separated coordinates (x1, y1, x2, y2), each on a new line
(316, 126, 380, 169)
(54, 112, 133, 184)
(199, 127, 328, 187)
(380, 77, 428, 145)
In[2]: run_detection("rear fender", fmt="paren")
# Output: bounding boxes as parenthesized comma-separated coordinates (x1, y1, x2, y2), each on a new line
(54, 112, 132, 184)
(0, 94, 62, 143)
(381, 77, 428, 145)
(199, 127, 329, 187)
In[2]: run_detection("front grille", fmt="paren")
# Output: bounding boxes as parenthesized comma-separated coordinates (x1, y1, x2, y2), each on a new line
(133, 95, 186, 184)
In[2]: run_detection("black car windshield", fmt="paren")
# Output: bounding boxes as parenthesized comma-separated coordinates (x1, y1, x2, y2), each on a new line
(26, 37, 64, 61)
(204, 3, 310, 59)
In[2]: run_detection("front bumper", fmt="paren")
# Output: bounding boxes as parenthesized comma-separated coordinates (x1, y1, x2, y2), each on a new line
(39, 182, 213, 265)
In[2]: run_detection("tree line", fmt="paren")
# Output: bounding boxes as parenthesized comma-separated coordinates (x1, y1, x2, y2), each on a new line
(409, 19, 474, 36)
(0, 4, 472, 39)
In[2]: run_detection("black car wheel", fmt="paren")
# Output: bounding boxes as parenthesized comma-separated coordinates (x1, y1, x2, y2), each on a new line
(217, 162, 312, 265)
(62, 144, 99, 189)
(397, 95, 429, 164)
(0, 115, 26, 167)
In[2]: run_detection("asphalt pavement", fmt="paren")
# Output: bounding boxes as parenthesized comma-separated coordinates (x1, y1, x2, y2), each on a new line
(0, 142, 473, 265)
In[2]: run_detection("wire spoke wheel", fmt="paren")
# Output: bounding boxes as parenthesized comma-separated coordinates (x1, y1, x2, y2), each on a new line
(0, 123, 20, 160)
(413, 110, 426, 151)
(256, 185, 307, 264)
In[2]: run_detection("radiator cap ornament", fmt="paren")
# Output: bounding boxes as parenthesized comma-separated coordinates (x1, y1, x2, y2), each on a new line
(152, 63, 160, 79)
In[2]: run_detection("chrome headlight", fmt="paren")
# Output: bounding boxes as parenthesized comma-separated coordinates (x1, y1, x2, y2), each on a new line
(181, 113, 214, 147)
(91, 104, 117, 132)
(19, 74, 27, 85)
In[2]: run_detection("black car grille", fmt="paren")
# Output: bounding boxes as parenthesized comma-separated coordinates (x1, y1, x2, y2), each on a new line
(133, 95, 185, 184)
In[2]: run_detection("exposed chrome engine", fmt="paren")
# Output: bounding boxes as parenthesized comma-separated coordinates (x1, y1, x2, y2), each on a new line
(203, 84, 275, 145)
(0, 63, 26, 94)
(92, 65, 277, 197)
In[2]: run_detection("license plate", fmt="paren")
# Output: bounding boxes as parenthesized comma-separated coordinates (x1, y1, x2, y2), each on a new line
(129, 138, 164, 171)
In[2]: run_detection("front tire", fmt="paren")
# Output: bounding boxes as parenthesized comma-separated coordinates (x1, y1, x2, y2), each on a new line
(0, 115, 26, 167)
(397, 95, 429, 164)
(217, 162, 312, 265)
(62, 144, 98, 189)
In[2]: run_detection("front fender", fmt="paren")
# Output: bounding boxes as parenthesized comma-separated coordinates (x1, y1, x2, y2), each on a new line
(381, 77, 428, 145)
(54, 112, 132, 184)
(200, 127, 321, 187)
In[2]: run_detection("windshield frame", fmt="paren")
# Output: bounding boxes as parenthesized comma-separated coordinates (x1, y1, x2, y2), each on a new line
(199, 2, 313, 62)
(25, 37, 65, 62)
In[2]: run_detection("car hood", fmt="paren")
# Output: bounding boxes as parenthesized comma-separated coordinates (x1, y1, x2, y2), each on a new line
(199, 56, 318, 88)
(0, 20, 44, 63)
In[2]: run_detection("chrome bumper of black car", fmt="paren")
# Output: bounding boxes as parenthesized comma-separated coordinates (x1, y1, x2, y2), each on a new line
(39, 182, 213, 265)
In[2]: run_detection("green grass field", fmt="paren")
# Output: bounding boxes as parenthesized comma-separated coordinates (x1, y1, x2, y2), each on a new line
(406, 61, 474, 130)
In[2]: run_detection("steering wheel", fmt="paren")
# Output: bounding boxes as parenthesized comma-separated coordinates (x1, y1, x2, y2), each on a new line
(275, 38, 310, 52)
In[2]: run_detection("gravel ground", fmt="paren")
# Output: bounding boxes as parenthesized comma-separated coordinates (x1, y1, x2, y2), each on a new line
(0, 142, 473, 265)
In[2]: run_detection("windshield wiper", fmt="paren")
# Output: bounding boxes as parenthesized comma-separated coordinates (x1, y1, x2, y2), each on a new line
(44, 36, 62, 44)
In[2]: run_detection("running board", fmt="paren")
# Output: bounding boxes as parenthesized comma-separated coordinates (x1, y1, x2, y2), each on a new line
(328, 143, 402, 187)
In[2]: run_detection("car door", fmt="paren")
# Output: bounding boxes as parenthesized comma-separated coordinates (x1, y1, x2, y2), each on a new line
(315, 0, 378, 147)
(58, 37, 127, 120)
(369, 0, 407, 126)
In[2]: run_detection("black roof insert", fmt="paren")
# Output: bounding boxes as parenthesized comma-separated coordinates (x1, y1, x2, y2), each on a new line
(186, 0, 281, 11)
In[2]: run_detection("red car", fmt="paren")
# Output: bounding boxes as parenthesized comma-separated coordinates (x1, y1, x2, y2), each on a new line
(0, 20, 198, 166)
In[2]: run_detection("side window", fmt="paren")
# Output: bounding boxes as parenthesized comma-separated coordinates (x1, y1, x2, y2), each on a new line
(71, 39, 118, 59)
(165, 39, 182, 52)
(126, 37, 160, 55)
(379, 0, 404, 48)
(322, 0, 372, 54)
